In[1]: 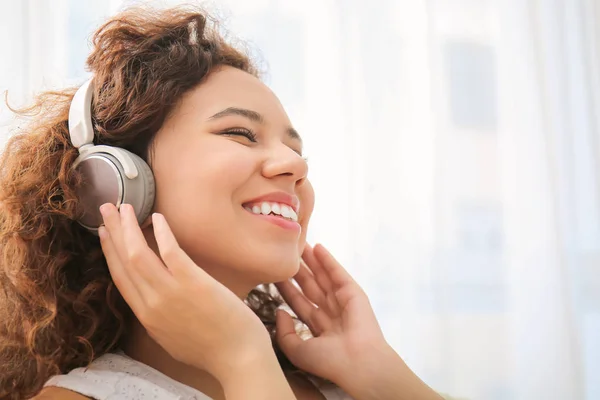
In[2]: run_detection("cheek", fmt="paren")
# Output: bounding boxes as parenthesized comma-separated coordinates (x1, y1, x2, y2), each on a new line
(149, 136, 311, 280)
(152, 144, 255, 230)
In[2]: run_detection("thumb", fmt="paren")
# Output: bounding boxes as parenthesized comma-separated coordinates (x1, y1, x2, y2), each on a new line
(275, 309, 304, 364)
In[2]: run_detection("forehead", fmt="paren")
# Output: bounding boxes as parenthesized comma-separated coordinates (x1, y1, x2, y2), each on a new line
(176, 66, 290, 124)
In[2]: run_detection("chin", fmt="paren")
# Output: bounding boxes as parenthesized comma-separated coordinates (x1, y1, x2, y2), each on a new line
(251, 254, 301, 284)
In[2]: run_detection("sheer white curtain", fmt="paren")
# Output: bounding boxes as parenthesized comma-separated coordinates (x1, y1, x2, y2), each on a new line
(1, 1, 599, 399)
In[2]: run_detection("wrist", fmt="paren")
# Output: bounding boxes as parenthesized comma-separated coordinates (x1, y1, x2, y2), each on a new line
(339, 343, 442, 400)
(218, 345, 296, 400)
(330, 340, 395, 389)
(208, 333, 275, 383)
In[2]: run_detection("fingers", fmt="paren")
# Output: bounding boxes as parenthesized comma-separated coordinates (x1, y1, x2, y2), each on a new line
(275, 280, 331, 335)
(119, 204, 173, 292)
(99, 203, 176, 310)
(301, 244, 344, 315)
(99, 203, 127, 262)
(313, 244, 357, 289)
(313, 244, 367, 309)
(152, 212, 210, 282)
(293, 262, 327, 308)
(301, 243, 333, 294)
(275, 309, 305, 364)
(98, 225, 144, 311)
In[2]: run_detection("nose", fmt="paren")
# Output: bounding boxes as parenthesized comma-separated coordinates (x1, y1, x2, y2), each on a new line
(261, 143, 308, 186)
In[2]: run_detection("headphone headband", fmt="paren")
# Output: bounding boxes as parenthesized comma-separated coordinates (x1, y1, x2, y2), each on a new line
(68, 80, 139, 179)
(68, 78, 156, 232)
(69, 79, 95, 149)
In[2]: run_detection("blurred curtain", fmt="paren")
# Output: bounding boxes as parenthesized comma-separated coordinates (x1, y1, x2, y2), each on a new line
(1, 1, 599, 399)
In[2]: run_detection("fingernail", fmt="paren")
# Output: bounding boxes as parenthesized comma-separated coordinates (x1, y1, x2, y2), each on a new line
(99, 203, 110, 215)
(152, 212, 163, 228)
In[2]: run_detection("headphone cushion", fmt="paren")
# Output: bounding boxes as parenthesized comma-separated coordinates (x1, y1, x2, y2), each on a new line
(117, 149, 156, 225)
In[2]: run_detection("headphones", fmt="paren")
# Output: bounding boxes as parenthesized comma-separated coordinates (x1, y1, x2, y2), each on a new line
(68, 79, 156, 233)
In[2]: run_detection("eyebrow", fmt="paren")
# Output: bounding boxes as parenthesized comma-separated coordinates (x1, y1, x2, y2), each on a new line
(208, 107, 302, 143)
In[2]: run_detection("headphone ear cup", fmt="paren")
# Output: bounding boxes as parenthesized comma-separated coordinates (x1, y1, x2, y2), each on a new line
(121, 150, 156, 225)
(74, 148, 155, 233)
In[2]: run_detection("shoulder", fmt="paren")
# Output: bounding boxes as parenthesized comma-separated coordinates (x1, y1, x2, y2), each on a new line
(32, 386, 92, 400)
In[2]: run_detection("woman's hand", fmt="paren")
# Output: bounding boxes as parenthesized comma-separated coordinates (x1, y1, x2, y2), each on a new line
(275, 244, 442, 400)
(274, 244, 387, 382)
(98, 203, 278, 386)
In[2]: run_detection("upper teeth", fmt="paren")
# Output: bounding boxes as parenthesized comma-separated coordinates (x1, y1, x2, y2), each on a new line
(245, 202, 298, 222)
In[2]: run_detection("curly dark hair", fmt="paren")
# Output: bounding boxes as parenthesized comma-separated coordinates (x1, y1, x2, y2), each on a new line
(0, 6, 307, 399)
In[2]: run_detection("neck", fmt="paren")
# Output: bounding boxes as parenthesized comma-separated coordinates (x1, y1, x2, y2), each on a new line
(122, 320, 227, 400)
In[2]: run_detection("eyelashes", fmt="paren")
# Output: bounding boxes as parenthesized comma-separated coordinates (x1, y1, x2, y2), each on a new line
(219, 128, 307, 162)
(220, 128, 258, 142)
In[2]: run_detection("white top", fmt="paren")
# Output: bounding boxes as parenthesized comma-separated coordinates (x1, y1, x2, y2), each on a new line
(44, 352, 352, 400)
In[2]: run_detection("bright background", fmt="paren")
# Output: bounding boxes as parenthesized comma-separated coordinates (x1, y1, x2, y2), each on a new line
(1, 1, 599, 399)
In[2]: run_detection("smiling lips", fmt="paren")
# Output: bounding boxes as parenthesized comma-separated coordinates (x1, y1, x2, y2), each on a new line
(242, 192, 301, 229)
(244, 201, 298, 222)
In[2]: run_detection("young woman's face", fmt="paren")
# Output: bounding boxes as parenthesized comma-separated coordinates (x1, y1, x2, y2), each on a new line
(148, 66, 314, 292)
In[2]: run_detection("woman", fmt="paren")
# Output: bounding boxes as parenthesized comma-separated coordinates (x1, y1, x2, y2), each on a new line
(0, 6, 453, 400)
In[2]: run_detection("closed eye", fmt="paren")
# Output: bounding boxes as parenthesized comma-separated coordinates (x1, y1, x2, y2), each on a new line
(220, 128, 257, 143)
